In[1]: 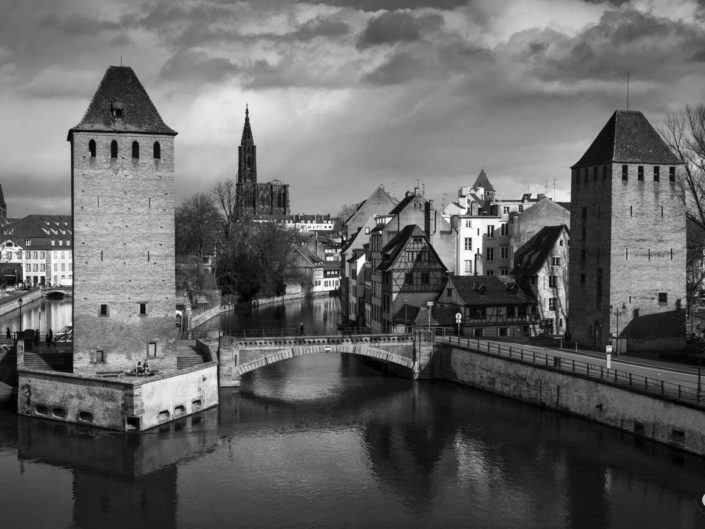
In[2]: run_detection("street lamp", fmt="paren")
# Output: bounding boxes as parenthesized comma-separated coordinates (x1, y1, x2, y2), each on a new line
(610, 302, 626, 353)
(18, 296, 23, 337)
(427, 301, 433, 331)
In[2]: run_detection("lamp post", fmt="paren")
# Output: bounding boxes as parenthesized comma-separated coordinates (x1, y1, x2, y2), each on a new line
(610, 302, 626, 354)
(426, 301, 433, 331)
(18, 296, 23, 338)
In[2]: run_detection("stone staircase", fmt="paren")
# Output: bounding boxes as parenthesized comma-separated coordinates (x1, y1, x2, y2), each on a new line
(22, 351, 73, 372)
(176, 341, 209, 370)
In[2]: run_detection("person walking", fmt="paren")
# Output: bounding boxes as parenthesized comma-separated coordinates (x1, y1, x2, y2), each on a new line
(46, 328, 53, 348)
(6, 327, 10, 339)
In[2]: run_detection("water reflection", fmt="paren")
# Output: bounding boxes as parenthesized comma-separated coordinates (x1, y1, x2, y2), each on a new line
(0, 296, 72, 337)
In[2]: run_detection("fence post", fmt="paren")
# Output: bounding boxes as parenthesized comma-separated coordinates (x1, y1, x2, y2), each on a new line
(533, 351, 536, 363)
(629, 373, 632, 387)
(678, 385, 681, 399)
(600, 366, 603, 379)
(661, 380, 664, 396)
(572, 359, 575, 373)
(644, 378, 648, 391)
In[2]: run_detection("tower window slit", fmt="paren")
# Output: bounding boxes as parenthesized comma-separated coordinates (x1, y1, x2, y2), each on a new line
(153, 142, 161, 160)
(147, 251, 150, 262)
(89, 139, 96, 158)
(100, 250, 103, 261)
(110, 140, 118, 159)
(661, 206, 664, 217)
(132, 141, 139, 159)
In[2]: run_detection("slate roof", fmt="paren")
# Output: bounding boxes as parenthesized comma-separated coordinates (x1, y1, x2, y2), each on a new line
(0, 215, 72, 250)
(389, 192, 418, 216)
(446, 274, 536, 306)
(69, 66, 176, 138)
(513, 225, 568, 276)
(472, 169, 495, 192)
(572, 110, 681, 168)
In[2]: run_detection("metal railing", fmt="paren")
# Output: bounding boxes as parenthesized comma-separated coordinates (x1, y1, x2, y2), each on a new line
(441, 335, 705, 409)
(192, 326, 393, 339)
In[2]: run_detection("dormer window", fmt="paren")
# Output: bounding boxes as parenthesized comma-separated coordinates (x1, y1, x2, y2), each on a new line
(110, 100, 124, 119)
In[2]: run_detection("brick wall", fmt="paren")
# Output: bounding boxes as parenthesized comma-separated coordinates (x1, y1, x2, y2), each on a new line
(569, 162, 686, 350)
(71, 132, 177, 373)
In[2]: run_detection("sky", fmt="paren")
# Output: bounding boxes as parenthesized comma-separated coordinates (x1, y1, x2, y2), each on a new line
(1, 0, 705, 218)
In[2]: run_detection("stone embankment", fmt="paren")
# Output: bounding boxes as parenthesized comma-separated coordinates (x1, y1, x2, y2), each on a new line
(434, 338, 705, 457)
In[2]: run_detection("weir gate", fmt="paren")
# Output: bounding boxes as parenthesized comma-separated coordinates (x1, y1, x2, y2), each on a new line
(216, 332, 435, 387)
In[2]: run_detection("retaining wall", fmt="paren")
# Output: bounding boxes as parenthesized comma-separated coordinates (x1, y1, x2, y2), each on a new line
(437, 342, 705, 456)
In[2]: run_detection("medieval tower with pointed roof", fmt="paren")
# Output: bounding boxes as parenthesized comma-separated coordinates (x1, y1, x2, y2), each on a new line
(568, 110, 686, 351)
(67, 66, 179, 373)
(234, 107, 290, 218)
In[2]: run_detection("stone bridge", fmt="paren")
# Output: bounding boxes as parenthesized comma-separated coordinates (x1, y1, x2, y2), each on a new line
(216, 332, 435, 387)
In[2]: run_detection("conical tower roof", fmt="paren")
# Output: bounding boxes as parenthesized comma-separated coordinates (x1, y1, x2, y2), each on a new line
(68, 66, 176, 139)
(572, 110, 681, 168)
(472, 169, 495, 192)
(241, 105, 254, 146)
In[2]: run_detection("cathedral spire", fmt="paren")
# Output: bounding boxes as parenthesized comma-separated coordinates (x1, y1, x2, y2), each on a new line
(241, 105, 254, 146)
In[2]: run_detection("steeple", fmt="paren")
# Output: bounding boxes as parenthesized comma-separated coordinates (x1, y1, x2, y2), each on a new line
(241, 104, 255, 146)
(0, 183, 6, 223)
(237, 106, 257, 184)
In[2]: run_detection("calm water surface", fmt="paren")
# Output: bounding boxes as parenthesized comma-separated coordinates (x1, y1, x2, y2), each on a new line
(1, 296, 704, 528)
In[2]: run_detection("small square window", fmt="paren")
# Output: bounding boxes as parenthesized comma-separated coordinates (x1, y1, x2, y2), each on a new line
(658, 292, 667, 305)
(139, 303, 147, 316)
(95, 350, 105, 363)
(99, 304, 109, 317)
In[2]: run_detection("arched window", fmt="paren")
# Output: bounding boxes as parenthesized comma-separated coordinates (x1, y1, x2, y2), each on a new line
(88, 139, 96, 158)
(153, 141, 161, 160)
(110, 140, 118, 159)
(132, 141, 139, 159)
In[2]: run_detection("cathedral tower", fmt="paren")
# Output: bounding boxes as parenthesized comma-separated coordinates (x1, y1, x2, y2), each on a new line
(234, 107, 290, 218)
(67, 66, 178, 373)
(568, 110, 686, 352)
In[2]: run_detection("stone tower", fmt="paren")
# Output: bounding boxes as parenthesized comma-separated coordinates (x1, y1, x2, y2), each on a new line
(67, 66, 178, 373)
(568, 110, 686, 352)
(234, 107, 290, 218)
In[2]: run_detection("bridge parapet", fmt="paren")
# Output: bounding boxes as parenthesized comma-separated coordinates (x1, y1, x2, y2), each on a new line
(218, 333, 424, 387)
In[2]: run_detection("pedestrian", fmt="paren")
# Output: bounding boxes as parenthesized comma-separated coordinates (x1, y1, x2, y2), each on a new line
(48, 328, 53, 346)
(46, 329, 53, 348)
(6, 327, 10, 339)
(299, 322, 305, 335)
(34, 329, 39, 347)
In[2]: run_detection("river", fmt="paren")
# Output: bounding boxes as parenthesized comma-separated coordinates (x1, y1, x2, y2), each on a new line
(0, 295, 705, 528)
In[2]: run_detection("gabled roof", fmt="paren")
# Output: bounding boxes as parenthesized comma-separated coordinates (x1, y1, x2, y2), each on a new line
(344, 185, 398, 226)
(513, 225, 568, 276)
(377, 224, 446, 273)
(446, 274, 536, 306)
(389, 192, 419, 216)
(68, 66, 177, 138)
(472, 169, 495, 192)
(572, 110, 681, 168)
(0, 215, 72, 250)
(290, 245, 323, 267)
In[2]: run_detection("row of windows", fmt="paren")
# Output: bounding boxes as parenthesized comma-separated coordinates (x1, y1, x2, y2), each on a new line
(6, 250, 71, 260)
(99, 303, 147, 317)
(88, 139, 161, 160)
(479, 268, 510, 276)
(405, 272, 430, 285)
(575, 165, 676, 184)
(26, 263, 71, 272)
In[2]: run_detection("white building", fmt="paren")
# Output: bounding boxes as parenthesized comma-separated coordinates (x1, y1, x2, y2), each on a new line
(442, 170, 544, 277)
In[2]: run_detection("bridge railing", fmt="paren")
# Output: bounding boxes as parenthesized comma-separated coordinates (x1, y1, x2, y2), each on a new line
(192, 326, 415, 340)
(441, 335, 705, 410)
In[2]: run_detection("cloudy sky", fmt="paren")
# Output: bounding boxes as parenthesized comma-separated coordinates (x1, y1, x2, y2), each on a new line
(1, 0, 704, 217)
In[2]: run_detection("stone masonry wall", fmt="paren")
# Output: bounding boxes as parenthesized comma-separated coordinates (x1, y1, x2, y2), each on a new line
(439, 343, 705, 456)
(569, 163, 686, 351)
(71, 132, 177, 373)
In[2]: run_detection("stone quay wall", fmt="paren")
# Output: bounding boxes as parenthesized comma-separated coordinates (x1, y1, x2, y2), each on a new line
(436, 341, 705, 457)
(17, 362, 218, 431)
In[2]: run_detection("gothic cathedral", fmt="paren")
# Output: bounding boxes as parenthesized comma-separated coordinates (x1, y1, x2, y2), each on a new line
(235, 107, 290, 218)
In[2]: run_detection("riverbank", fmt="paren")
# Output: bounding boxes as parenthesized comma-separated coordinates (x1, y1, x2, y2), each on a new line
(434, 338, 705, 457)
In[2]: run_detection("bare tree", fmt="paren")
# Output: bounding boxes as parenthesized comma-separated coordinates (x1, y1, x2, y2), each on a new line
(661, 106, 705, 319)
(661, 105, 705, 229)
(175, 193, 221, 262)
(213, 179, 237, 243)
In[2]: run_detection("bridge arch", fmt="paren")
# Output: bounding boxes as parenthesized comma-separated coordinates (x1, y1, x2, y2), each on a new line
(228, 335, 418, 381)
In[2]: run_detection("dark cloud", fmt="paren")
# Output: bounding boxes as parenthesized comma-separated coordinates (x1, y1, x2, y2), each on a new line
(361, 51, 423, 85)
(159, 50, 240, 84)
(295, 17, 351, 40)
(357, 11, 442, 49)
(500, 7, 705, 87)
(309, 0, 468, 10)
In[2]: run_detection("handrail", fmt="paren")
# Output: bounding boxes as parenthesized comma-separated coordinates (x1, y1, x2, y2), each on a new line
(440, 335, 704, 409)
